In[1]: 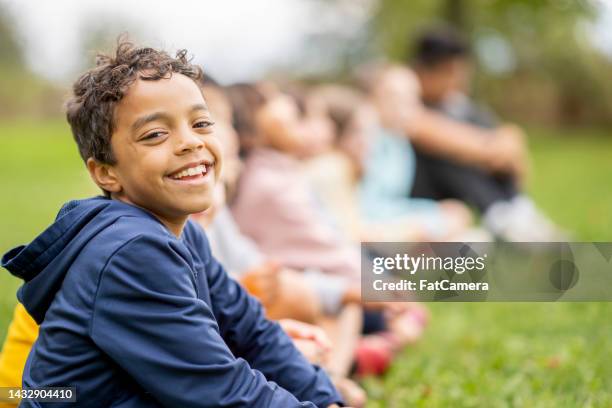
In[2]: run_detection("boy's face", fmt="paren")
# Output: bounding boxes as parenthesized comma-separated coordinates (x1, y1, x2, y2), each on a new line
(92, 73, 223, 232)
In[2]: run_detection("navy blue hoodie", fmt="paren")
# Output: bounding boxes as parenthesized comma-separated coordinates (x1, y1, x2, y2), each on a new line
(2, 197, 343, 407)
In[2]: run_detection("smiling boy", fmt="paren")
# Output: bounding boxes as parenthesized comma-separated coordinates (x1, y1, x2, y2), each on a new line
(1, 41, 343, 407)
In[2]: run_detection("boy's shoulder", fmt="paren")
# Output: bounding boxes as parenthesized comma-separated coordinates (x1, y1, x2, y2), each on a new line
(3, 196, 212, 290)
(69, 196, 172, 246)
(89, 199, 211, 264)
(98, 201, 212, 267)
(46, 196, 210, 268)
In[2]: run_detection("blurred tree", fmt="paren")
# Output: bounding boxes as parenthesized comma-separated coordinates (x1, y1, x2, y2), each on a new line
(0, 5, 62, 118)
(445, 0, 466, 28)
(372, 0, 612, 126)
(0, 7, 22, 70)
(76, 13, 147, 74)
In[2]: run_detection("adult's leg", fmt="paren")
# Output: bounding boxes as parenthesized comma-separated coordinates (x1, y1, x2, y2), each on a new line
(411, 150, 565, 240)
(410, 150, 444, 201)
(411, 149, 518, 213)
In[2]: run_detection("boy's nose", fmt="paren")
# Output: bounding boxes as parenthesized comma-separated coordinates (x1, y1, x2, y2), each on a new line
(176, 128, 205, 154)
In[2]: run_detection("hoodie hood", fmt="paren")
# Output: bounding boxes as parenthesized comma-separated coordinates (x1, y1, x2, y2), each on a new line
(1, 196, 160, 324)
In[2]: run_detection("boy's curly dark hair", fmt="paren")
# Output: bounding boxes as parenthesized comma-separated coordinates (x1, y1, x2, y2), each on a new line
(66, 38, 203, 165)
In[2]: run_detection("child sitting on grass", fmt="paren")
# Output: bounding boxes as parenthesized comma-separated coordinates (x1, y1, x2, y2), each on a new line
(302, 81, 473, 242)
(0, 40, 344, 408)
(353, 65, 474, 240)
(226, 82, 429, 375)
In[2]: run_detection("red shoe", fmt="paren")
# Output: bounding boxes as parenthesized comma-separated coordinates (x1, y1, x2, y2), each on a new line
(354, 335, 393, 377)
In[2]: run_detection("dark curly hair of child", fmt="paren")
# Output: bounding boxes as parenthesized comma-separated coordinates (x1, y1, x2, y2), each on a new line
(66, 38, 203, 166)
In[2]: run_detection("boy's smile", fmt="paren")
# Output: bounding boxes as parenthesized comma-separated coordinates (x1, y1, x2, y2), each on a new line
(167, 160, 215, 184)
(93, 73, 223, 236)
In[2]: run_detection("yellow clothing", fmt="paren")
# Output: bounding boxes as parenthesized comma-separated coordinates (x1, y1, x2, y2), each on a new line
(0, 303, 38, 408)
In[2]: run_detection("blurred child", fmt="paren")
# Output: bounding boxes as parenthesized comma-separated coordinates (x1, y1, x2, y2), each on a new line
(303, 80, 473, 242)
(227, 83, 362, 285)
(360, 65, 474, 239)
(226, 82, 429, 373)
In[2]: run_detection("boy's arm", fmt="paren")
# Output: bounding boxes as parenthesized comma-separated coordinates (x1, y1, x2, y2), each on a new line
(89, 235, 321, 408)
(206, 255, 344, 408)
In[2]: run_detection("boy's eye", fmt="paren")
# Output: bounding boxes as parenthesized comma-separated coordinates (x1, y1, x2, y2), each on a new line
(141, 131, 166, 141)
(194, 120, 214, 129)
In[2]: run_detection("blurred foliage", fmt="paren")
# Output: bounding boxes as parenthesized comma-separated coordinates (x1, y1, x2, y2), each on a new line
(372, 0, 612, 126)
(76, 12, 148, 74)
(2, 0, 612, 125)
(0, 7, 22, 70)
(0, 5, 145, 119)
(0, 6, 63, 118)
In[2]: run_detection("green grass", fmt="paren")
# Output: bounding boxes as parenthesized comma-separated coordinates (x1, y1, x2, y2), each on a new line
(365, 127, 612, 407)
(0, 119, 98, 339)
(364, 302, 612, 407)
(0, 120, 611, 406)
(527, 128, 612, 241)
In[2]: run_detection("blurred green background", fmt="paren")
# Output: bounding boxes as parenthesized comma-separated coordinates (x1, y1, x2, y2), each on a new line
(1, 0, 611, 406)
(374, 0, 612, 127)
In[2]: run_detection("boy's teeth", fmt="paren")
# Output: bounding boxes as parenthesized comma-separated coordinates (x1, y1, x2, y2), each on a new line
(173, 164, 206, 179)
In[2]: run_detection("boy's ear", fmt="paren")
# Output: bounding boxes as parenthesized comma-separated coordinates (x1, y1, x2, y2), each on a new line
(86, 158, 122, 194)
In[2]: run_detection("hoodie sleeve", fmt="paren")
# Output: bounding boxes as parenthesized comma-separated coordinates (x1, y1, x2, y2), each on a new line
(205, 255, 343, 408)
(89, 234, 321, 408)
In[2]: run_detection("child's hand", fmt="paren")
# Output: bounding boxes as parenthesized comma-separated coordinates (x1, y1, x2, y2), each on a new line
(279, 319, 332, 365)
(240, 260, 281, 306)
(278, 319, 332, 350)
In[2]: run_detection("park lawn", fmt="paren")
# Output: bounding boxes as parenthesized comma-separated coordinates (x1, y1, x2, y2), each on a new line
(363, 127, 612, 407)
(0, 119, 611, 406)
(0, 119, 98, 339)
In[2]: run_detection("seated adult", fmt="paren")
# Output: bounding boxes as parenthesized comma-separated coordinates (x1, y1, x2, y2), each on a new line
(406, 27, 564, 241)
